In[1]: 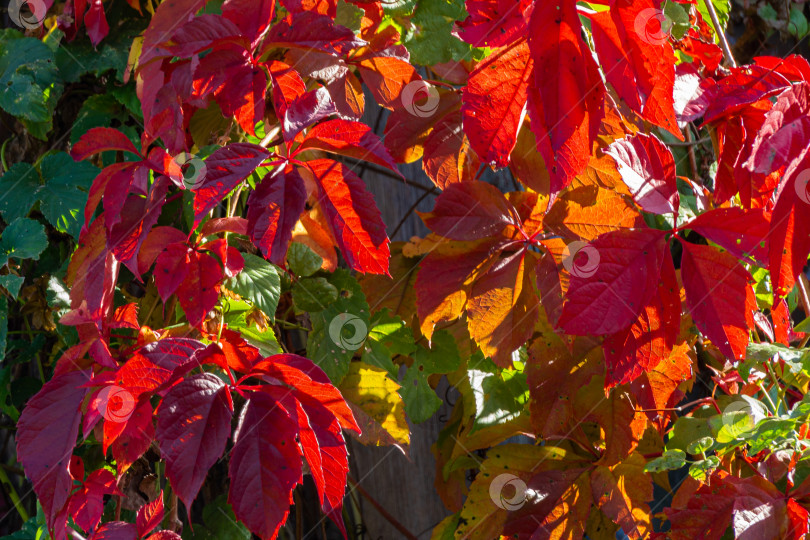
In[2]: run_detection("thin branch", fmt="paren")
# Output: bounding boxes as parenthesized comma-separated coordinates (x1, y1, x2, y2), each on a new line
(702, 0, 737, 67)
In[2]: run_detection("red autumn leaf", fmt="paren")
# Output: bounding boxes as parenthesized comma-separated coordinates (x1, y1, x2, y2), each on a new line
(296, 119, 400, 174)
(702, 65, 790, 124)
(420, 181, 520, 241)
(558, 228, 669, 336)
(679, 240, 756, 360)
(592, 0, 681, 138)
(16, 370, 90, 539)
(604, 133, 679, 215)
(267, 61, 308, 123)
(66, 217, 119, 324)
(222, 0, 275, 45)
(769, 154, 810, 298)
(228, 390, 302, 540)
(154, 245, 223, 327)
(84, 0, 108, 45)
(603, 250, 680, 388)
(163, 14, 243, 57)
(105, 398, 155, 473)
(198, 217, 249, 238)
(666, 473, 790, 539)
(145, 533, 182, 540)
(88, 522, 138, 539)
(115, 339, 208, 398)
(755, 55, 810, 83)
(744, 83, 810, 178)
(156, 374, 233, 509)
(526, 0, 604, 189)
(462, 40, 532, 168)
(247, 166, 308, 265)
(281, 87, 337, 140)
(263, 12, 364, 56)
(71, 128, 140, 161)
(192, 49, 267, 135)
(136, 494, 164, 538)
(685, 207, 771, 265)
(422, 110, 481, 189)
(306, 159, 390, 275)
(467, 250, 541, 366)
(67, 468, 119, 532)
(107, 178, 169, 275)
(250, 355, 360, 433)
(453, 0, 532, 48)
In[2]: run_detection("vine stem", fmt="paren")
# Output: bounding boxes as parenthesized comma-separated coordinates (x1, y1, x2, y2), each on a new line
(797, 274, 810, 320)
(346, 476, 418, 540)
(0, 465, 29, 522)
(702, 0, 737, 67)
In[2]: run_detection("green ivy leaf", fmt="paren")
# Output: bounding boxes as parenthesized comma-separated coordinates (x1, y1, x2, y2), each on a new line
(402, 0, 479, 65)
(401, 365, 443, 423)
(307, 269, 370, 384)
(643, 449, 686, 473)
(0, 275, 23, 299)
(789, 6, 809, 38)
(224, 253, 281, 321)
(412, 330, 460, 374)
(0, 30, 61, 124)
(468, 354, 529, 433)
(688, 455, 720, 481)
(287, 242, 323, 277)
(292, 277, 338, 312)
(0, 218, 48, 267)
(0, 163, 40, 224)
(38, 153, 98, 238)
(181, 494, 250, 540)
(54, 21, 144, 83)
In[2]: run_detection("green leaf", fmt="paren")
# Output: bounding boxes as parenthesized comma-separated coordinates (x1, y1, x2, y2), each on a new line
(789, 6, 809, 38)
(292, 277, 338, 312)
(401, 364, 443, 423)
(182, 494, 250, 540)
(0, 162, 40, 224)
(54, 21, 144, 83)
(0, 274, 24, 299)
(796, 316, 810, 334)
(0, 31, 61, 124)
(402, 0, 479, 65)
(748, 418, 797, 454)
(688, 456, 720, 482)
(361, 310, 417, 376)
(0, 218, 48, 267)
(666, 414, 714, 453)
(287, 242, 322, 277)
(412, 330, 460, 374)
(224, 253, 281, 321)
(686, 436, 714, 455)
(0, 516, 43, 540)
(307, 269, 370, 384)
(663, 2, 691, 39)
(222, 298, 282, 356)
(698, 0, 731, 43)
(382, 0, 417, 16)
(644, 449, 686, 473)
(468, 354, 529, 433)
(38, 153, 98, 238)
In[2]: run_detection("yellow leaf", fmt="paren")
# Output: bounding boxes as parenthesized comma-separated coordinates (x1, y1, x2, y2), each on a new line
(339, 362, 410, 447)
